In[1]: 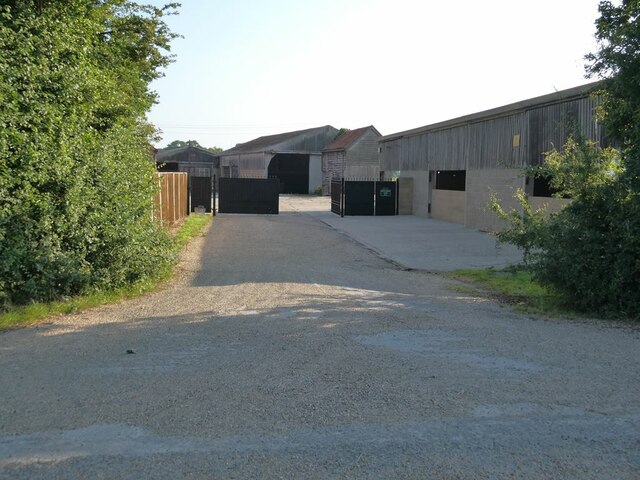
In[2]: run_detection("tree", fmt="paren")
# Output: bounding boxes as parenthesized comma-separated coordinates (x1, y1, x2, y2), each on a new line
(332, 128, 351, 142)
(492, 0, 640, 317)
(0, 1, 179, 308)
(164, 140, 223, 154)
(206, 146, 223, 154)
(166, 140, 200, 149)
(586, 0, 640, 182)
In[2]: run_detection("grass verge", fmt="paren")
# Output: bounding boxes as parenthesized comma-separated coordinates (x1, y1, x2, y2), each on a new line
(173, 213, 211, 249)
(0, 214, 212, 331)
(445, 266, 577, 317)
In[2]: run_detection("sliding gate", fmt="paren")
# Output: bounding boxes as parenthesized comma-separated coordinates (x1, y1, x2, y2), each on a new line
(218, 177, 280, 214)
(330, 179, 398, 216)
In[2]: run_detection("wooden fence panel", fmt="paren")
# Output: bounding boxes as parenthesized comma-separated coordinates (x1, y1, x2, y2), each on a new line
(153, 172, 188, 226)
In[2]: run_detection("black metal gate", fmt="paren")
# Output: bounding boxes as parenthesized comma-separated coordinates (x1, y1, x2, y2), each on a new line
(218, 177, 280, 214)
(345, 181, 375, 216)
(330, 179, 398, 216)
(190, 176, 212, 213)
(375, 181, 397, 216)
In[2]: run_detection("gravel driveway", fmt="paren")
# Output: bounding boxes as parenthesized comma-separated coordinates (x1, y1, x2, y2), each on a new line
(1, 202, 639, 479)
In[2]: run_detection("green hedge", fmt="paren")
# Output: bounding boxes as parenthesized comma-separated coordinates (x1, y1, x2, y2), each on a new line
(0, 1, 178, 309)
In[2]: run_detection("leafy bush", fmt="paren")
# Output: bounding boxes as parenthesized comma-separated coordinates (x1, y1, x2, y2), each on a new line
(493, 137, 639, 318)
(492, 1, 640, 319)
(0, 1, 179, 309)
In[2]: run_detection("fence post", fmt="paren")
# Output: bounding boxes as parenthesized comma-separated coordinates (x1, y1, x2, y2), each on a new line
(158, 175, 163, 225)
(188, 173, 192, 214)
(172, 173, 177, 224)
(341, 178, 345, 217)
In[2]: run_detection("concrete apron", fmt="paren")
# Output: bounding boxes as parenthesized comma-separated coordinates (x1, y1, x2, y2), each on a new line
(280, 195, 523, 272)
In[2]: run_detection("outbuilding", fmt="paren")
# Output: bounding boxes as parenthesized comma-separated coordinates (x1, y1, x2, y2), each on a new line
(321, 125, 382, 194)
(156, 145, 220, 178)
(156, 145, 220, 213)
(378, 82, 605, 231)
(216, 125, 339, 194)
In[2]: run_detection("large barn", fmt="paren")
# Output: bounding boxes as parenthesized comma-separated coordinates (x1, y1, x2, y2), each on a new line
(378, 82, 605, 231)
(216, 125, 339, 194)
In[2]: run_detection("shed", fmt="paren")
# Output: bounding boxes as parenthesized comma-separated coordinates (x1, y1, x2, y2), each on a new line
(378, 82, 605, 231)
(156, 145, 220, 213)
(321, 126, 382, 194)
(156, 145, 220, 180)
(216, 125, 339, 194)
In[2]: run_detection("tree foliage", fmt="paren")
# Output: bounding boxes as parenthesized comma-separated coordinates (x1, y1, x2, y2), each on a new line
(0, 1, 180, 309)
(586, 0, 640, 180)
(165, 139, 222, 154)
(492, 138, 634, 315)
(493, 1, 640, 318)
(332, 128, 350, 142)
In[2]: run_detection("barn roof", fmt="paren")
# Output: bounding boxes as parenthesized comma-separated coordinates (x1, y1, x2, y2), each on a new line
(156, 145, 217, 161)
(218, 125, 338, 155)
(322, 126, 381, 152)
(379, 81, 603, 143)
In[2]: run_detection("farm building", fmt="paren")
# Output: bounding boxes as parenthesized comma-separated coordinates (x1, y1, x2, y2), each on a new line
(378, 81, 605, 231)
(155, 145, 220, 213)
(156, 145, 220, 179)
(216, 125, 339, 194)
(321, 126, 382, 194)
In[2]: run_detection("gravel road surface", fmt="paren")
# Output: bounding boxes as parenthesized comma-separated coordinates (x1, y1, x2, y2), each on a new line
(1, 201, 639, 479)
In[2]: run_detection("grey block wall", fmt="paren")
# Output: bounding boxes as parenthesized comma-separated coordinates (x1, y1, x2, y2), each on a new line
(529, 197, 571, 216)
(432, 190, 465, 225)
(465, 168, 525, 231)
(398, 177, 413, 215)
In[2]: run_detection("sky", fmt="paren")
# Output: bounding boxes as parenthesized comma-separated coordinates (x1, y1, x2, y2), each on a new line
(147, 0, 603, 151)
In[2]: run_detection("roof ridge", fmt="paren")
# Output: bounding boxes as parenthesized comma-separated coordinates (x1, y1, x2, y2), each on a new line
(322, 125, 381, 151)
(379, 81, 602, 142)
(219, 125, 337, 155)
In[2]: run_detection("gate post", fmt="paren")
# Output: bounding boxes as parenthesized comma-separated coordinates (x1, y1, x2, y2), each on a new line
(212, 174, 216, 216)
(373, 180, 377, 217)
(188, 173, 192, 214)
(395, 179, 399, 215)
(341, 178, 345, 218)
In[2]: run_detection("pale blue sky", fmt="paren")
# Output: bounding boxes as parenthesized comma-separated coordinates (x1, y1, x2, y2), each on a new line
(147, 0, 603, 150)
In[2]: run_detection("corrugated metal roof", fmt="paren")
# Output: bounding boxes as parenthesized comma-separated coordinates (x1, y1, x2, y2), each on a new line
(156, 145, 218, 161)
(379, 81, 603, 143)
(218, 125, 337, 155)
(322, 126, 381, 152)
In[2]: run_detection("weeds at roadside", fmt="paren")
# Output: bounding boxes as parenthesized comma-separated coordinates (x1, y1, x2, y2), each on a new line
(445, 265, 579, 318)
(0, 214, 212, 331)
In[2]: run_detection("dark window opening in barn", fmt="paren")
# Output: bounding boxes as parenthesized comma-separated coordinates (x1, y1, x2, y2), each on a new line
(532, 175, 571, 198)
(268, 153, 309, 194)
(157, 162, 180, 172)
(435, 170, 466, 191)
(533, 175, 557, 197)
